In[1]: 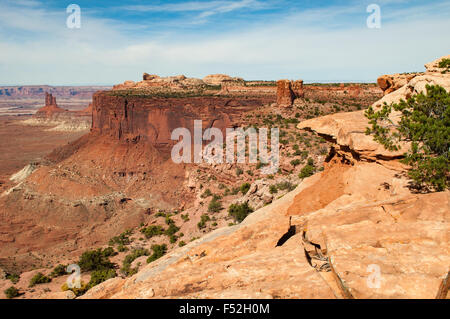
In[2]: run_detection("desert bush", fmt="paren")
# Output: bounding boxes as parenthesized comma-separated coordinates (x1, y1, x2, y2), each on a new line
(269, 184, 278, 194)
(78, 248, 116, 272)
(228, 202, 254, 223)
(299, 164, 316, 179)
(165, 223, 180, 236)
(88, 269, 116, 287)
(201, 188, 212, 198)
(208, 195, 223, 213)
(121, 248, 150, 276)
(147, 244, 167, 263)
(140, 225, 165, 239)
(240, 183, 251, 195)
(5, 273, 20, 284)
(197, 214, 211, 229)
(276, 181, 297, 192)
(50, 264, 67, 278)
(290, 159, 301, 167)
(365, 84, 449, 191)
(4, 286, 19, 299)
(109, 229, 132, 246)
(438, 58, 450, 73)
(29, 272, 51, 287)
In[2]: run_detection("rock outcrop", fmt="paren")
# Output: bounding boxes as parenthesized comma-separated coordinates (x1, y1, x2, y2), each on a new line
(376, 55, 450, 96)
(91, 92, 273, 151)
(377, 73, 418, 95)
(276, 79, 304, 107)
(21, 93, 91, 132)
(202, 74, 244, 86)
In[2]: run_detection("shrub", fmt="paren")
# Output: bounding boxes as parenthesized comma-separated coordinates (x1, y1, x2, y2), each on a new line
(78, 248, 115, 272)
(276, 181, 297, 192)
(228, 202, 254, 223)
(140, 225, 165, 239)
(165, 223, 180, 236)
(88, 269, 116, 288)
(5, 273, 19, 284)
(61, 281, 89, 297)
(269, 185, 278, 194)
(50, 264, 67, 278)
(29, 273, 51, 287)
(299, 164, 315, 179)
(208, 196, 223, 213)
(240, 183, 251, 195)
(236, 168, 244, 176)
(147, 244, 167, 263)
(197, 214, 210, 229)
(108, 229, 132, 246)
(365, 84, 449, 191)
(121, 248, 149, 276)
(169, 235, 178, 243)
(201, 188, 212, 198)
(290, 159, 301, 167)
(438, 58, 450, 73)
(178, 241, 186, 247)
(4, 286, 19, 299)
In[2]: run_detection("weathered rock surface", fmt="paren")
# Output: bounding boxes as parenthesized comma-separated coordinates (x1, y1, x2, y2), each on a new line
(203, 74, 244, 86)
(277, 79, 304, 107)
(375, 55, 450, 98)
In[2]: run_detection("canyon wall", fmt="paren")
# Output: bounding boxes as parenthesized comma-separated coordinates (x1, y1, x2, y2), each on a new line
(91, 92, 274, 151)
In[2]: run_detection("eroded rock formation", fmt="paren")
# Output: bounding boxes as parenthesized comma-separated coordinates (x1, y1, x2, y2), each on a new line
(21, 93, 91, 132)
(277, 79, 304, 107)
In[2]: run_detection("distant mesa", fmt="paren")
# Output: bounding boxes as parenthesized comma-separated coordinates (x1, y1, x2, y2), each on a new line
(202, 74, 244, 86)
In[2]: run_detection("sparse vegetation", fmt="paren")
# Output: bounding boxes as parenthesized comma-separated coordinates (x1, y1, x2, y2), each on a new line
(4, 286, 19, 299)
(228, 202, 254, 223)
(147, 244, 167, 263)
(78, 248, 116, 272)
(365, 85, 449, 191)
(240, 182, 251, 195)
(208, 195, 223, 212)
(50, 264, 67, 278)
(122, 248, 150, 276)
(29, 272, 51, 287)
(140, 225, 165, 239)
(197, 214, 211, 229)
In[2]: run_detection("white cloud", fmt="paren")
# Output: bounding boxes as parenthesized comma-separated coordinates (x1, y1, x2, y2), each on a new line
(0, 1, 449, 85)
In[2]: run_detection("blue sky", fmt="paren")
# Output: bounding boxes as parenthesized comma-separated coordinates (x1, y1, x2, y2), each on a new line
(0, 0, 449, 85)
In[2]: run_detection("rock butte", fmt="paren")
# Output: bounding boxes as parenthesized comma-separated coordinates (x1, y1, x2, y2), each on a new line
(78, 57, 449, 299)
(21, 93, 91, 132)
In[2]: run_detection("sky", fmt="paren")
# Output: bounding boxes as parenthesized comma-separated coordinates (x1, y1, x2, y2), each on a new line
(0, 0, 449, 85)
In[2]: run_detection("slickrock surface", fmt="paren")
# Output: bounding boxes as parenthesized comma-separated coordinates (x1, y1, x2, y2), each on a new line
(80, 58, 449, 299)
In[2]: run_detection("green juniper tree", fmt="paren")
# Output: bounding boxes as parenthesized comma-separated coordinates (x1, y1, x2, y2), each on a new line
(365, 85, 449, 191)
